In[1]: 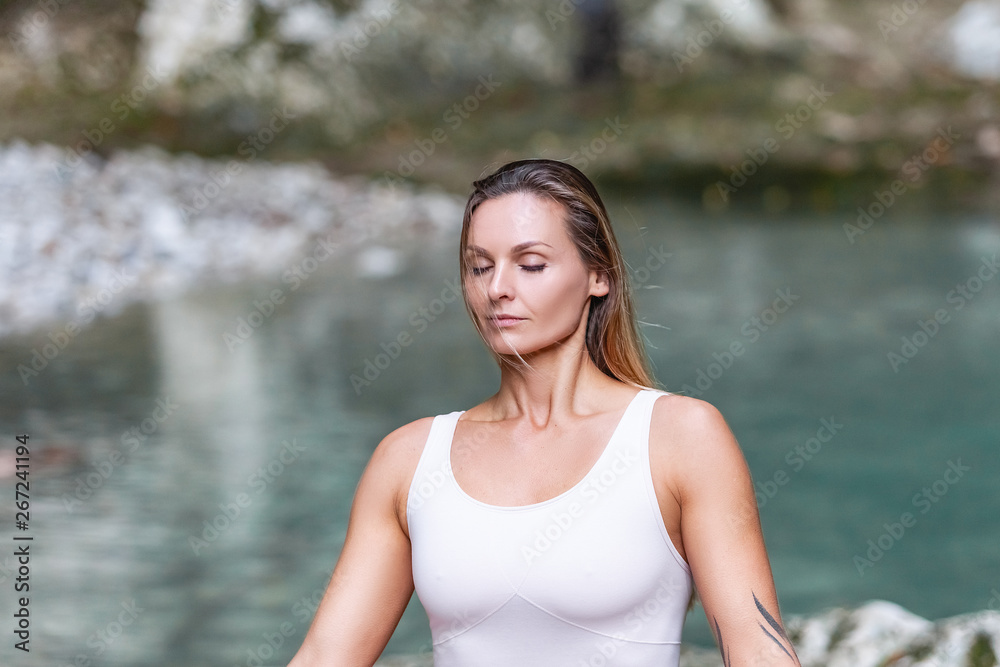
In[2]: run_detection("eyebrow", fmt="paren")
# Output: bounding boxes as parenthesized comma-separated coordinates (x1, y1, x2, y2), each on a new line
(465, 241, 553, 257)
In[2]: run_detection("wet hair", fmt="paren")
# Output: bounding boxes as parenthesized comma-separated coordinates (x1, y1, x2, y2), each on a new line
(459, 158, 655, 388)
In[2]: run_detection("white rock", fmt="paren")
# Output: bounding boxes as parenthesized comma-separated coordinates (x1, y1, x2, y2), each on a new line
(946, 0, 1000, 80)
(137, 0, 254, 86)
(0, 141, 463, 338)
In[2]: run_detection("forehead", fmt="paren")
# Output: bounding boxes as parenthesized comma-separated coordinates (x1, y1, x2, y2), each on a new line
(468, 192, 570, 248)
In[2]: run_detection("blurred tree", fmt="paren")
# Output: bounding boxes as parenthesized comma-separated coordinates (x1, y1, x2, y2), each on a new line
(762, 0, 794, 20)
(574, 0, 622, 83)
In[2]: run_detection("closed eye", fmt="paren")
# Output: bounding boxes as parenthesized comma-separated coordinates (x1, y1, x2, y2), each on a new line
(469, 263, 546, 275)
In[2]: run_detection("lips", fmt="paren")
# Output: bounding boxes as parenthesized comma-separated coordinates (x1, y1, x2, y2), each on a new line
(487, 314, 524, 327)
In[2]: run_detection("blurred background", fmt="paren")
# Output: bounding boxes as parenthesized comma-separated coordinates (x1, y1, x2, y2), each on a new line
(0, 0, 998, 665)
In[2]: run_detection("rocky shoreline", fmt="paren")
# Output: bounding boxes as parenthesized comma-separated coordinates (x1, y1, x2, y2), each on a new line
(374, 601, 1000, 667)
(0, 140, 464, 340)
(4, 1, 1000, 211)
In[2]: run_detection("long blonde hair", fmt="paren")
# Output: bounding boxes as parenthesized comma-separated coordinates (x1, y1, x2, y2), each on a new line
(459, 159, 655, 388)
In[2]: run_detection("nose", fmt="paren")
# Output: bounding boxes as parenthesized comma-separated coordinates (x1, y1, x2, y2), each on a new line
(486, 261, 514, 302)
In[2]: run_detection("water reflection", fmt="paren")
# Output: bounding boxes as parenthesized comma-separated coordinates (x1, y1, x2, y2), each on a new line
(0, 199, 998, 665)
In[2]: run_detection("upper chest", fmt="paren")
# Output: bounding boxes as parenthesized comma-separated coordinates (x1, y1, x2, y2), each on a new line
(448, 409, 633, 506)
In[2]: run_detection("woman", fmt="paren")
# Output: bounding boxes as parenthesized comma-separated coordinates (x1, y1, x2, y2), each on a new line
(288, 159, 800, 666)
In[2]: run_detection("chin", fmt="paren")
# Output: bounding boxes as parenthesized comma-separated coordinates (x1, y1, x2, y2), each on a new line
(483, 339, 529, 357)
(484, 331, 576, 359)
(480, 333, 534, 358)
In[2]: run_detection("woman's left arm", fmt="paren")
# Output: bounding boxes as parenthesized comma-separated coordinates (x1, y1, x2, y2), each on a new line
(654, 396, 801, 667)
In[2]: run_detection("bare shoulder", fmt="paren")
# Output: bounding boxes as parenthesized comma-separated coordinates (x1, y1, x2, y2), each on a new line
(354, 416, 438, 534)
(368, 416, 437, 479)
(651, 393, 736, 443)
(650, 393, 747, 479)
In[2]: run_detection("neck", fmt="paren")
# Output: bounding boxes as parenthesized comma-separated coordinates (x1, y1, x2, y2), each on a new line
(490, 330, 625, 428)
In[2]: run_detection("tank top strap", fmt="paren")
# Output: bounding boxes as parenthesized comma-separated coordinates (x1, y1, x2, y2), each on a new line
(407, 410, 464, 517)
(611, 388, 669, 452)
(623, 388, 689, 573)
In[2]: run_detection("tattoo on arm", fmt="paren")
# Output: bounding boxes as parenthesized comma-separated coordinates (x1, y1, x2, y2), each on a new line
(754, 592, 794, 660)
(712, 615, 732, 667)
(712, 592, 797, 665)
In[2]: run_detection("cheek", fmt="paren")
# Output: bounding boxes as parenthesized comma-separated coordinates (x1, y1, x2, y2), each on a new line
(537, 272, 591, 316)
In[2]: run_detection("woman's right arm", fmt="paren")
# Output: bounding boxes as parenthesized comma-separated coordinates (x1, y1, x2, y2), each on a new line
(287, 417, 434, 667)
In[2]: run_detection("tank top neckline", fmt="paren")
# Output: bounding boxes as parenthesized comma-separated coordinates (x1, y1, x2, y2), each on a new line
(444, 388, 652, 512)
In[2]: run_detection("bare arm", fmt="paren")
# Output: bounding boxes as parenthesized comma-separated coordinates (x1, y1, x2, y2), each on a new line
(655, 397, 800, 666)
(288, 418, 433, 667)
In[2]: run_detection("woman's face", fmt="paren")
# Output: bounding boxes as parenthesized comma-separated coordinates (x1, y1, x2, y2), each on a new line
(464, 192, 608, 357)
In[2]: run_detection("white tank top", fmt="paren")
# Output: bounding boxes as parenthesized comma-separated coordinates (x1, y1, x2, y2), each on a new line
(406, 389, 693, 666)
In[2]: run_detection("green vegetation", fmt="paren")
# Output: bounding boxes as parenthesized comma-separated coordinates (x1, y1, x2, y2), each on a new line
(969, 633, 999, 667)
(2, 0, 996, 212)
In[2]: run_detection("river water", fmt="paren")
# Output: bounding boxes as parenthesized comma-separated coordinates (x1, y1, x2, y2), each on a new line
(0, 195, 998, 666)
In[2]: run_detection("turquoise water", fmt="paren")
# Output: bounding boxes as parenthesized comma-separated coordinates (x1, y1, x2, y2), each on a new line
(1, 197, 998, 665)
